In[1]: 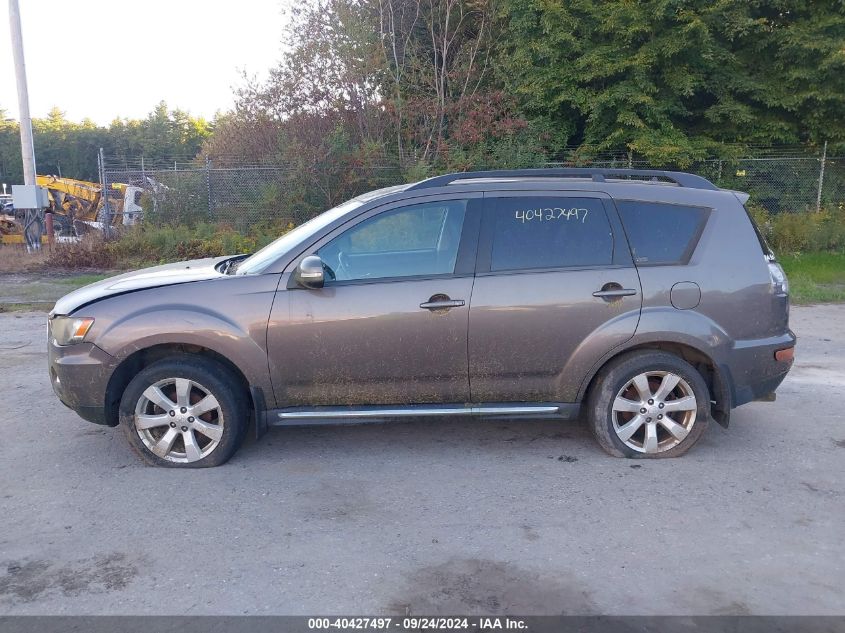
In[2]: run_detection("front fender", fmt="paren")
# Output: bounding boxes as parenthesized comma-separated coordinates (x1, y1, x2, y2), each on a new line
(83, 274, 281, 404)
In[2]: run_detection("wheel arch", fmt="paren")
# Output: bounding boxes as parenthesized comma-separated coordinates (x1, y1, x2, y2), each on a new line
(103, 343, 254, 428)
(578, 339, 733, 428)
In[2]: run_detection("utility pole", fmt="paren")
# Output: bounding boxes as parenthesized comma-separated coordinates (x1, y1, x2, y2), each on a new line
(98, 147, 112, 234)
(8, 0, 46, 249)
(9, 0, 35, 185)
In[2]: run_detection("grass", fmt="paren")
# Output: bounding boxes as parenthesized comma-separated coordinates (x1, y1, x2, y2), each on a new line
(55, 273, 112, 286)
(780, 252, 845, 304)
(0, 302, 52, 313)
(0, 271, 114, 313)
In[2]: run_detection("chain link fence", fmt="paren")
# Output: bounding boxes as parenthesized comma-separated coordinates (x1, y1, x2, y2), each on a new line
(102, 151, 845, 230)
(582, 156, 844, 215)
(102, 157, 405, 230)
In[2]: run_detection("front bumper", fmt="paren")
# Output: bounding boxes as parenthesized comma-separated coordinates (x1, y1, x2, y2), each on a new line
(48, 337, 118, 426)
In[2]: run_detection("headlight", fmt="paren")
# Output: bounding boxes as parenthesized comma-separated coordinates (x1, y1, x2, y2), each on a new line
(50, 316, 95, 345)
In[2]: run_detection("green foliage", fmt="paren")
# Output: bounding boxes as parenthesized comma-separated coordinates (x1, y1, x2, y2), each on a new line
(0, 103, 211, 184)
(142, 170, 209, 227)
(199, 0, 845, 213)
(3, 0, 843, 224)
(495, 0, 845, 163)
(751, 205, 845, 254)
(273, 122, 403, 219)
(431, 93, 550, 171)
(45, 221, 290, 270)
(402, 162, 434, 183)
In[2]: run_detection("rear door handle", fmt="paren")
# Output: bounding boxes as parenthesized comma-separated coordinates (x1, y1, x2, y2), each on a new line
(592, 288, 638, 299)
(420, 299, 465, 310)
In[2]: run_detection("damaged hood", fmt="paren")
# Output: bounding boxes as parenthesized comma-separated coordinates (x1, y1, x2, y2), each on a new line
(51, 257, 230, 316)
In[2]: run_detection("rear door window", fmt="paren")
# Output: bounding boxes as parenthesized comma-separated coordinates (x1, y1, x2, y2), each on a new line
(487, 197, 613, 271)
(616, 201, 709, 265)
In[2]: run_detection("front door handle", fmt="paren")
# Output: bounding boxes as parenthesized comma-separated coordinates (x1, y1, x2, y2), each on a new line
(592, 287, 638, 299)
(420, 297, 465, 310)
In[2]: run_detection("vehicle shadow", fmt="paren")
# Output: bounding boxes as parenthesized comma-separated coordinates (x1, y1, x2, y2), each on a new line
(65, 404, 744, 470)
(233, 407, 745, 467)
(237, 415, 599, 464)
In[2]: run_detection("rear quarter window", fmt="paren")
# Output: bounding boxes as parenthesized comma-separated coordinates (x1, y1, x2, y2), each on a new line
(616, 201, 709, 265)
(742, 203, 776, 261)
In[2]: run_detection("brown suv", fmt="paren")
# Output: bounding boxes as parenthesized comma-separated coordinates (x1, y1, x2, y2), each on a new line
(48, 169, 795, 467)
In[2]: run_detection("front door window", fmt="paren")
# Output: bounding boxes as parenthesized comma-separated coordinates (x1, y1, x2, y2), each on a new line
(317, 200, 467, 282)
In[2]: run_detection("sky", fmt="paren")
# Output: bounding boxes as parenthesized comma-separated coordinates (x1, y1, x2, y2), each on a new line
(0, 0, 289, 124)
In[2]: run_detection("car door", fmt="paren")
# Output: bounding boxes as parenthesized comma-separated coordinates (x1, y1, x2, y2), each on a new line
(468, 191, 641, 403)
(268, 194, 482, 407)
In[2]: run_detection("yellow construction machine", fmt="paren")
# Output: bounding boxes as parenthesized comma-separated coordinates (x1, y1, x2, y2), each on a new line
(0, 176, 144, 244)
(36, 175, 144, 234)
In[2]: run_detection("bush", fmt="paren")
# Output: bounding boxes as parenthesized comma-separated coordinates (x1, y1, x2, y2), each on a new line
(750, 205, 845, 255)
(46, 233, 123, 269)
(45, 221, 292, 270)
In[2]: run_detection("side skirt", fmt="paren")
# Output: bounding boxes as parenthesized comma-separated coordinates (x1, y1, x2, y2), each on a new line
(266, 403, 582, 427)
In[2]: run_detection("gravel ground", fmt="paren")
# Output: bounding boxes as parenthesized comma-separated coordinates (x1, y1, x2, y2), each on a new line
(0, 306, 843, 616)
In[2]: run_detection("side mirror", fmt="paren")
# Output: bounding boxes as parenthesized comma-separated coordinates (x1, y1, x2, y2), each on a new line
(294, 255, 325, 289)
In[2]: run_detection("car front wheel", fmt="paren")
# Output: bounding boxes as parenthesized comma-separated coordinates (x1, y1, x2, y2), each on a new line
(588, 351, 711, 458)
(119, 355, 248, 467)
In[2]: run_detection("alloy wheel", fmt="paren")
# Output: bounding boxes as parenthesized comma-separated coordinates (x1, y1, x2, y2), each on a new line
(611, 371, 697, 454)
(134, 378, 225, 463)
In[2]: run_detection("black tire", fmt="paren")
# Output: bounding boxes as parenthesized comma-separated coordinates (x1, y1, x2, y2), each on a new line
(587, 351, 710, 458)
(119, 355, 248, 468)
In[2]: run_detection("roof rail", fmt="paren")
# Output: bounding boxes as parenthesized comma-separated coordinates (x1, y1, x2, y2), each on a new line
(407, 168, 719, 191)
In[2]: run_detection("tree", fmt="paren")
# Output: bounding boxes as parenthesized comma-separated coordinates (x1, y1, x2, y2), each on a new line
(742, 1, 845, 145)
(377, 0, 506, 162)
(0, 103, 212, 184)
(494, 0, 845, 163)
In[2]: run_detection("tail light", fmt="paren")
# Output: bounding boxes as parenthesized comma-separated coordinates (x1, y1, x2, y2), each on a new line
(768, 261, 789, 296)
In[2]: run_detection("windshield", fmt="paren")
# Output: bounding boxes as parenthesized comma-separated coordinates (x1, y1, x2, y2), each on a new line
(236, 198, 364, 275)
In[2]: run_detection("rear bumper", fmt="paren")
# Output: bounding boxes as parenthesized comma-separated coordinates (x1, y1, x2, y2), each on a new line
(48, 339, 117, 426)
(724, 331, 796, 408)
(735, 369, 790, 406)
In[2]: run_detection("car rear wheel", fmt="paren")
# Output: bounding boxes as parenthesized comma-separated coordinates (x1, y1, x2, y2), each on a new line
(587, 351, 710, 458)
(119, 355, 248, 467)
